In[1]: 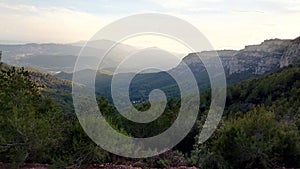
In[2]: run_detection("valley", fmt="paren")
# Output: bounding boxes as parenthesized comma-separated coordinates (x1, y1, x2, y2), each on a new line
(0, 36, 300, 168)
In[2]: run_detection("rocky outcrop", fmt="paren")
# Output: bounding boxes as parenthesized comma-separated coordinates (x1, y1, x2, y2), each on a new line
(280, 37, 300, 67)
(181, 37, 300, 77)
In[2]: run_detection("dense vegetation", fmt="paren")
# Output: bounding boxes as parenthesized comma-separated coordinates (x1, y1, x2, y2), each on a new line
(0, 62, 300, 168)
(0, 63, 110, 168)
(191, 64, 300, 168)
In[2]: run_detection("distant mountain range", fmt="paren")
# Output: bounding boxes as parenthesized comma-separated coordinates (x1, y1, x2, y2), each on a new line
(53, 36, 300, 102)
(0, 39, 180, 74)
(1, 36, 299, 104)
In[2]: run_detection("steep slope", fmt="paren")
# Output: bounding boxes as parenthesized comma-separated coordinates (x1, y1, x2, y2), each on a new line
(280, 36, 300, 67)
(181, 37, 300, 79)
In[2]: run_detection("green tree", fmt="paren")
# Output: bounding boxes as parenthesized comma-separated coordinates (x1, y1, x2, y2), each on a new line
(0, 64, 65, 164)
(192, 106, 300, 169)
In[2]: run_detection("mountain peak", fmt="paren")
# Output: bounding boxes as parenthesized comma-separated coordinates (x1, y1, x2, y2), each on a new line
(291, 36, 300, 43)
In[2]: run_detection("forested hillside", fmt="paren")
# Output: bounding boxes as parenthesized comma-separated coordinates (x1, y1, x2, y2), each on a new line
(0, 63, 110, 168)
(0, 61, 300, 168)
(191, 63, 300, 168)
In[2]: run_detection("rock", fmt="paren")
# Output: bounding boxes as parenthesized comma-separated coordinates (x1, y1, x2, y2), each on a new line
(132, 161, 145, 168)
(177, 37, 300, 79)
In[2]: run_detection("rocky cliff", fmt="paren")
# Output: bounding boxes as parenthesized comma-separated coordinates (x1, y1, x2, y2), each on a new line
(181, 37, 300, 77)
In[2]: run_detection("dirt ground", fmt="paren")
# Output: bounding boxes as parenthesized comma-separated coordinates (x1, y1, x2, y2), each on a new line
(0, 162, 198, 169)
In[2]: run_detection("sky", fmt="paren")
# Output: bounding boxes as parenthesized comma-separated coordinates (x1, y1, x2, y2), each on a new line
(0, 0, 300, 53)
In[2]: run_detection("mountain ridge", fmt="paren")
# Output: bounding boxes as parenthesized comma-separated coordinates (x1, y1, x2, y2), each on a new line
(52, 36, 300, 103)
(181, 36, 300, 77)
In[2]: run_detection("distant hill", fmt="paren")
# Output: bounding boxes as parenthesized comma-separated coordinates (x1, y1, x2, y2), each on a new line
(0, 40, 135, 73)
(0, 39, 181, 74)
(2, 36, 299, 109)
(54, 36, 300, 103)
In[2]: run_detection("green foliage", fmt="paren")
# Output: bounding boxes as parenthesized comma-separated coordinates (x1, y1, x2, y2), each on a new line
(215, 107, 300, 168)
(1, 59, 300, 168)
(192, 65, 300, 169)
(0, 64, 112, 167)
(54, 119, 110, 168)
(144, 151, 188, 168)
(0, 64, 65, 163)
(99, 96, 179, 138)
(226, 65, 300, 114)
(192, 107, 300, 169)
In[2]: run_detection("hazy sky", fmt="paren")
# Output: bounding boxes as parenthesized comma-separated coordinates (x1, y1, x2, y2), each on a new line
(0, 0, 299, 53)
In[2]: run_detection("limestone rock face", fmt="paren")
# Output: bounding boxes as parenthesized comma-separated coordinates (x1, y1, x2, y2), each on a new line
(280, 37, 300, 67)
(180, 37, 300, 77)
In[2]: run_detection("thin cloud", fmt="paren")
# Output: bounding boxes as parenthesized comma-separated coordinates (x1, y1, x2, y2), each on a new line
(0, 0, 299, 51)
(0, 2, 109, 43)
(0, 3, 38, 12)
(229, 10, 265, 14)
(146, 0, 222, 9)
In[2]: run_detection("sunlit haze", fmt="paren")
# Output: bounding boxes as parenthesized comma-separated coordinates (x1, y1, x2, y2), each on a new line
(0, 0, 300, 55)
